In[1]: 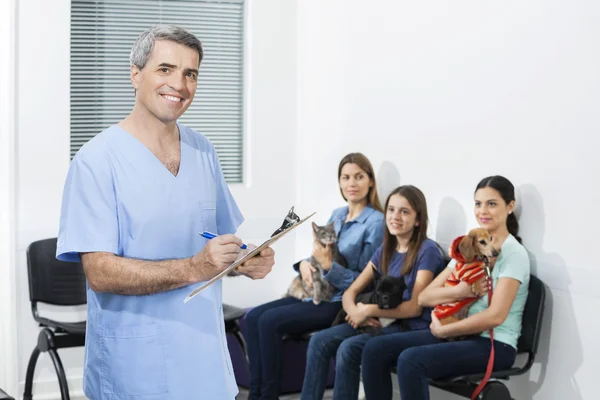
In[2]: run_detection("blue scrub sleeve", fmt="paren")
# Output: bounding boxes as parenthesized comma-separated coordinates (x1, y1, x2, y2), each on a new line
(56, 154, 119, 262)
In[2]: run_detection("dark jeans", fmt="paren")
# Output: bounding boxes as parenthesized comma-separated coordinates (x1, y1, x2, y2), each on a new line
(245, 297, 342, 400)
(361, 330, 517, 400)
(301, 321, 405, 400)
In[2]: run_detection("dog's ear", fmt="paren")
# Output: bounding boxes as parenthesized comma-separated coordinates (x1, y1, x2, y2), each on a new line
(459, 234, 475, 261)
(372, 265, 381, 281)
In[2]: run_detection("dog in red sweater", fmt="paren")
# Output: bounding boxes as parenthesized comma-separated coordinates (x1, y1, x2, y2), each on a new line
(434, 228, 500, 325)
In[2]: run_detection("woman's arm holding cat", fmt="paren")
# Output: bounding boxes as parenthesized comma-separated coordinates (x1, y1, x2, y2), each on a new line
(323, 222, 383, 291)
(292, 211, 338, 273)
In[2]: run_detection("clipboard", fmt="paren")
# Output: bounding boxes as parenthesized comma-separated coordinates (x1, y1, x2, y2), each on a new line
(184, 211, 316, 303)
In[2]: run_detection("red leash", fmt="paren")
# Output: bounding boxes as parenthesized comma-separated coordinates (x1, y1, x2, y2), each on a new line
(471, 271, 495, 400)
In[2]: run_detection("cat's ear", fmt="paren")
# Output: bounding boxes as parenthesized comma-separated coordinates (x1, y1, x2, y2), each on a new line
(312, 221, 319, 233)
(326, 221, 335, 230)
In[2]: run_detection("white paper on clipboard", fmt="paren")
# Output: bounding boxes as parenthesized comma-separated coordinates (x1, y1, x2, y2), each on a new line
(184, 212, 316, 303)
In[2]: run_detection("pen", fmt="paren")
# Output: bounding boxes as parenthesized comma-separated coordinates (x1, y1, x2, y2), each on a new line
(200, 231, 247, 249)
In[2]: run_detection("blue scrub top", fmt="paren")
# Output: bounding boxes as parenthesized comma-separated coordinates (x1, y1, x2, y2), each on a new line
(57, 124, 243, 400)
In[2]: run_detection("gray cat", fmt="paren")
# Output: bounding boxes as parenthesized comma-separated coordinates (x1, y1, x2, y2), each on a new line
(287, 221, 347, 305)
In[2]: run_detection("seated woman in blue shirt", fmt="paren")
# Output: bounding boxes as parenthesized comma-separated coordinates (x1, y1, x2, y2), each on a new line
(361, 175, 530, 400)
(300, 185, 445, 400)
(245, 153, 385, 400)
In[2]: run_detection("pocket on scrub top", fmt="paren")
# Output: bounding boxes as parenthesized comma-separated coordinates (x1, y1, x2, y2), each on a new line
(101, 323, 167, 396)
(200, 204, 218, 234)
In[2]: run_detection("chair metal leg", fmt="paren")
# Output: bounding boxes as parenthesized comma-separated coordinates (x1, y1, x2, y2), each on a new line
(233, 328, 249, 364)
(48, 348, 70, 400)
(23, 347, 41, 400)
(25, 328, 72, 400)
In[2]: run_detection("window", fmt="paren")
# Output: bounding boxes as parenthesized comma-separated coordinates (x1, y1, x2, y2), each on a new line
(71, 0, 245, 182)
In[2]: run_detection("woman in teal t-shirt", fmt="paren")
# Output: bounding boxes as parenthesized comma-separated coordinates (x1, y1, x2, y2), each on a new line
(361, 175, 530, 400)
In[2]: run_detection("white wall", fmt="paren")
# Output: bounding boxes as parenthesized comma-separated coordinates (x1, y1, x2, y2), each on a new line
(0, 0, 19, 396)
(296, 1, 598, 399)
(9, 0, 600, 399)
(13, 0, 297, 398)
(223, 0, 299, 308)
(16, 2, 82, 396)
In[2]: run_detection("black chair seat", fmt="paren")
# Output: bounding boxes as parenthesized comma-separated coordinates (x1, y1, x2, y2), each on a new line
(390, 365, 511, 383)
(391, 274, 545, 400)
(441, 367, 520, 384)
(37, 318, 86, 335)
(223, 304, 246, 322)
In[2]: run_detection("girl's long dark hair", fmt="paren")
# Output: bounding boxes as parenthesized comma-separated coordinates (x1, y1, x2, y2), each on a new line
(381, 185, 429, 276)
(476, 175, 522, 243)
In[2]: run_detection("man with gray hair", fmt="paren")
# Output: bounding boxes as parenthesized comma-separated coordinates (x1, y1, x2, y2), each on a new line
(56, 24, 274, 399)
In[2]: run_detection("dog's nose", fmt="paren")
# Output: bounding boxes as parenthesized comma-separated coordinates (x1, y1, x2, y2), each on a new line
(382, 294, 389, 302)
(492, 249, 499, 257)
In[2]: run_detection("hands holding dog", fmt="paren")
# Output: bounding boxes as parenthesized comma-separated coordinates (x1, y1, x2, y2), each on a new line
(455, 278, 489, 298)
(430, 312, 449, 339)
(431, 276, 491, 338)
(345, 303, 380, 329)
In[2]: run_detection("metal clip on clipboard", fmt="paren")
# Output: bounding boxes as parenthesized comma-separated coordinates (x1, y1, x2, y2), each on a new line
(184, 207, 315, 303)
(270, 206, 301, 237)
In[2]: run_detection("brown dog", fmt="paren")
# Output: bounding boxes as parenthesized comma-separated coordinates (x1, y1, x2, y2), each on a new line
(456, 228, 499, 263)
(434, 228, 500, 325)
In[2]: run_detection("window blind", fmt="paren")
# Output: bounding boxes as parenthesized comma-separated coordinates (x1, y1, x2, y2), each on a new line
(71, 0, 245, 182)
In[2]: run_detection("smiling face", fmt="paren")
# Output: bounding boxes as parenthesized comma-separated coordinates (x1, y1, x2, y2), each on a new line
(130, 40, 199, 124)
(474, 186, 515, 234)
(386, 194, 418, 240)
(339, 163, 372, 205)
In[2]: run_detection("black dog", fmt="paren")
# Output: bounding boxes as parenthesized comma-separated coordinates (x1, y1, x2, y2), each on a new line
(332, 266, 406, 335)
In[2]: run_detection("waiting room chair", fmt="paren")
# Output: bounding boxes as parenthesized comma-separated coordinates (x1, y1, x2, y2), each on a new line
(392, 273, 546, 400)
(224, 303, 249, 363)
(23, 238, 86, 400)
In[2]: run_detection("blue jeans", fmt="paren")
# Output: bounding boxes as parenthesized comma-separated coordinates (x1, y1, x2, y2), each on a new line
(245, 297, 342, 400)
(301, 322, 405, 400)
(361, 330, 517, 400)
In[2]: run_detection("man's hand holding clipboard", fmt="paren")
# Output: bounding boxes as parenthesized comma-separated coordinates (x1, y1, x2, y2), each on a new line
(184, 208, 316, 303)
